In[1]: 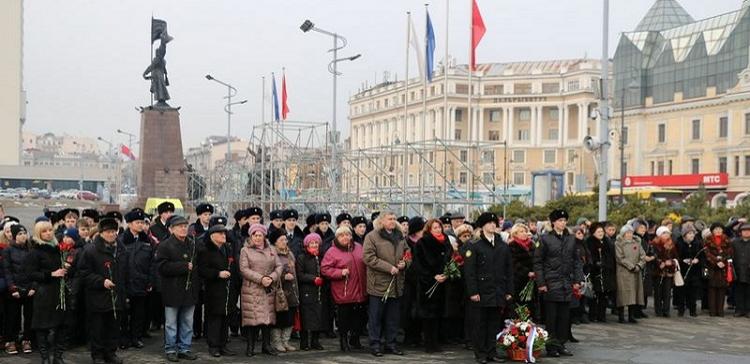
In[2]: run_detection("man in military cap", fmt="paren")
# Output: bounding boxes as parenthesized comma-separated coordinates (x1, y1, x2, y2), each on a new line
(150, 201, 176, 242)
(82, 208, 100, 225)
(351, 216, 368, 244)
(336, 212, 353, 229)
(268, 210, 284, 237)
(189, 203, 214, 239)
(247, 207, 263, 226)
(282, 209, 305, 257)
(534, 209, 583, 358)
(119, 209, 154, 350)
(55, 208, 79, 241)
(440, 213, 452, 232)
(397, 216, 409, 235)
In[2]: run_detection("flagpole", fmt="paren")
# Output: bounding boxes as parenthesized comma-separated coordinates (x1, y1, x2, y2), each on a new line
(261, 76, 266, 207)
(281, 67, 286, 206)
(150, 15, 154, 107)
(421, 4, 429, 217)
(402, 12, 411, 216)
(270, 72, 276, 211)
(466, 0, 473, 214)
(443, 0, 449, 210)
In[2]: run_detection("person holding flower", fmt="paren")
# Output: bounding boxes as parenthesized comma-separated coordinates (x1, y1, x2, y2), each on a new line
(705, 223, 733, 317)
(464, 212, 513, 364)
(412, 218, 452, 353)
(675, 225, 703, 317)
(27, 220, 68, 364)
(731, 223, 750, 317)
(652, 226, 679, 317)
(78, 218, 127, 364)
(296, 233, 327, 351)
(586, 223, 617, 322)
(362, 211, 409, 357)
(614, 225, 646, 324)
(508, 223, 538, 321)
(321, 227, 368, 352)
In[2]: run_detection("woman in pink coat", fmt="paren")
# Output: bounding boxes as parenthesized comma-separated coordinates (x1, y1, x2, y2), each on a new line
(321, 227, 367, 352)
(239, 224, 283, 357)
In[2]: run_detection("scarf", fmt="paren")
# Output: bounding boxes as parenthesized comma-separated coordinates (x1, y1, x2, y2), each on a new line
(513, 237, 533, 251)
(711, 235, 725, 247)
(306, 246, 319, 257)
(432, 232, 446, 244)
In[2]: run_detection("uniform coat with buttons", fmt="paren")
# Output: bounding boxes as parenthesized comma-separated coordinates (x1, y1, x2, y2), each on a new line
(464, 233, 514, 308)
(78, 236, 127, 312)
(533, 229, 584, 303)
(197, 238, 233, 316)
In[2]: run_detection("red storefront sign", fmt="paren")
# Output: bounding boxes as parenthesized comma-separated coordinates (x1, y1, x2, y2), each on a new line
(623, 173, 729, 188)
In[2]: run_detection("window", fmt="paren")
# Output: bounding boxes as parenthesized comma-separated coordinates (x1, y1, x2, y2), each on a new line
(567, 172, 574, 186)
(514, 83, 532, 94)
(543, 150, 556, 164)
(657, 161, 665, 176)
(456, 84, 469, 94)
(483, 172, 494, 185)
(623, 162, 628, 175)
(658, 124, 666, 143)
(668, 160, 673, 175)
(542, 83, 560, 93)
(486, 85, 504, 95)
(691, 119, 701, 140)
(512, 150, 526, 163)
(719, 116, 728, 138)
(650, 161, 655, 175)
(519, 109, 531, 121)
(719, 157, 727, 174)
(488, 130, 500, 141)
(460, 150, 468, 162)
(454, 129, 462, 140)
(549, 108, 559, 120)
(455, 109, 463, 122)
(567, 149, 577, 163)
(482, 151, 494, 163)
(622, 126, 629, 145)
(513, 172, 525, 185)
(410, 91, 415, 101)
(567, 80, 580, 91)
(736, 156, 741, 176)
(745, 156, 750, 176)
(489, 110, 502, 122)
(459, 172, 468, 184)
(691, 158, 700, 174)
(429, 152, 434, 163)
(516, 129, 530, 141)
(548, 129, 559, 140)
(746, 113, 750, 135)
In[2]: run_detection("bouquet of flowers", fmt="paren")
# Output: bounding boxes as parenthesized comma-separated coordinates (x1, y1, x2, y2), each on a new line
(57, 241, 75, 311)
(426, 251, 465, 298)
(496, 305, 548, 363)
(383, 250, 412, 302)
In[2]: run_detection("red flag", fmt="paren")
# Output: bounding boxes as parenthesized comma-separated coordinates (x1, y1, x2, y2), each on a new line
(282, 72, 290, 120)
(121, 144, 136, 160)
(471, 0, 486, 71)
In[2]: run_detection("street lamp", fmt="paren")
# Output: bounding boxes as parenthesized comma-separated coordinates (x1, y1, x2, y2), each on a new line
(206, 74, 247, 162)
(97, 136, 118, 203)
(300, 19, 361, 197)
(116, 128, 138, 193)
(618, 78, 640, 204)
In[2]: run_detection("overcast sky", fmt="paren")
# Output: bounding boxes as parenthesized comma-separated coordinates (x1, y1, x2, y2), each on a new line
(23, 0, 740, 150)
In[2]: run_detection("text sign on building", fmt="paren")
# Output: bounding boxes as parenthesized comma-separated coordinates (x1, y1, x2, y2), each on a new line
(623, 173, 729, 188)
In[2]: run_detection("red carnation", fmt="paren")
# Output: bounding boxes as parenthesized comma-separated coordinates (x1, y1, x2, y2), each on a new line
(104, 261, 112, 269)
(402, 250, 412, 263)
(228, 256, 235, 265)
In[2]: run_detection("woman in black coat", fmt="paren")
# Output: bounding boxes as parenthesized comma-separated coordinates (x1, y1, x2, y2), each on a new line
(3, 225, 34, 355)
(413, 219, 452, 353)
(296, 233, 326, 351)
(197, 226, 236, 357)
(675, 226, 703, 317)
(26, 221, 69, 364)
(586, 224, 616, 322)
(508, 223, 537, 320)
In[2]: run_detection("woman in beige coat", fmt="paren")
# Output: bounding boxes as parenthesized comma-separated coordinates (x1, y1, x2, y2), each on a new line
(240, 224, 283, 357)
(615, 225, 646, 324)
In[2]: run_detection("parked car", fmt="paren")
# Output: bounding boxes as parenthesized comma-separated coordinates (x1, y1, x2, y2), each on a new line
(76, 191, 99, 201)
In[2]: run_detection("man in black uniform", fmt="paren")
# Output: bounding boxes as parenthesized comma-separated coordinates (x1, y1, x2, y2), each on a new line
(150, 202, 175, 242)
(268, 210, 284, 236)
(282, 209, 305, 257)
(463, 212, 513, 364)
(119, 209, 154, 350)
(79, 218, 127, 364)
(188, 203, 214, 340)
(336, 212, 353, 229)
(188, 203, 214, 238)
(534, 209, 583, 358)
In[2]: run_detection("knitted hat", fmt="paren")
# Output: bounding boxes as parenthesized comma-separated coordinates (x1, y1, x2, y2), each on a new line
(10, 224, 27, 240)
(304, 233, 322, 247)
(64, 227, 81, 241)
(619, 224, 634, 236)
(407, 216, 426, 236)
(335, 226, 353, 237)
(248, 223, 267, 237)
(681, 225, 697, 238)
(267, 229, 286, 245)
(656, 226, 671, 237)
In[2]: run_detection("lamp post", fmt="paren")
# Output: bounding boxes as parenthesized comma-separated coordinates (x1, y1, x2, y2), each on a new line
(206, 74, 247, 162)
(619, 79, 640, 204)
(116, 128, 137, 193)
(97, 137, 119, 203)
(300, 19, 361, 197)
(72, 141, 84, 191)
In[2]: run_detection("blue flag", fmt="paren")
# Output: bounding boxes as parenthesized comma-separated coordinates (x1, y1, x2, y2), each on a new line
(426, 10, 436, 82)
(272, 73, 280, 122)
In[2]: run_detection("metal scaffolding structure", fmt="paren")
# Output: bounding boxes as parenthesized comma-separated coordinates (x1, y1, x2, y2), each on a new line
(187, 120, 512, 218)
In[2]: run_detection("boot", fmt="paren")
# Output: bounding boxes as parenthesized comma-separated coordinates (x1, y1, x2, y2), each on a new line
(311, 331, 324, 350)
(627, 305, 638, 323)
(281, 327, 297, 352)
(349, 332, 363, 350)
(617, 307, 626, 323)
(37, 331, 51, 364)
(245, 328, 257, 357)
(270, 328, 286, 353)
(261, 327, 278, 356)
(339, 331, 351, 352)
(300, 331, 310, 351)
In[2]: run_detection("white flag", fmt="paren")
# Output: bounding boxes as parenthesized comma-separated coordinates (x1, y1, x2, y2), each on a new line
(409, 16, 425, 81)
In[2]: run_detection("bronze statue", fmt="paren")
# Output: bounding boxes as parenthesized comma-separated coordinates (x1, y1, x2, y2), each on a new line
(144, 18, 173, 107)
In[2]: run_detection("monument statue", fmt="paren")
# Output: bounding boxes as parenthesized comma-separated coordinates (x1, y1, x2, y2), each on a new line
(143, 18, 174, 107)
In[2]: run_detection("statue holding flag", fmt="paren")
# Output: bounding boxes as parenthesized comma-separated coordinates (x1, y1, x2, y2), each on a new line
(144, 18, 173, 107)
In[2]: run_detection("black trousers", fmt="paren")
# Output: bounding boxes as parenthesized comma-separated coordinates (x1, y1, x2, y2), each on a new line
(544, 301, 570, 353)
(471, 306, 501, 360)
(205, 314, 228, 349)
(147, 290, 164, 329)
(735, 282, 750, 314)
(5, 294, 33, 342)
(193, 290, 205, 336)
(129, 296, 148, 340)
(89, 311, 120, 359)
(708, 287, 726, 316)
(589, 291, 613, 321)
(653, 277, 673, 316)
(336, 303, 366, 337)
(674, 280, 700, 314)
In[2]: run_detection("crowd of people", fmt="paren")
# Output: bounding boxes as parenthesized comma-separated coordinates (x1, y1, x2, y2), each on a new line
(0, 202, 748, 364)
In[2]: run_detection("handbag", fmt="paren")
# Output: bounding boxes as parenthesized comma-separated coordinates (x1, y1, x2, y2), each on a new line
(582, 274, 595, 299)
(274, 279, 289, 312)
(673, 260, 684, 287)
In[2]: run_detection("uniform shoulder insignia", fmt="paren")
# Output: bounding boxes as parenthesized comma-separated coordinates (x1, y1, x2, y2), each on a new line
(465, 250, 472, 258)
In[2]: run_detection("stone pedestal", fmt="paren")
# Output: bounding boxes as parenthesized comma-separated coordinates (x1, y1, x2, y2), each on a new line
(136, 107, 187, 206)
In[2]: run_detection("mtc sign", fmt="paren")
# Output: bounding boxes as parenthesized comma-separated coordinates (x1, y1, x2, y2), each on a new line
(623, 173, 729, 188)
